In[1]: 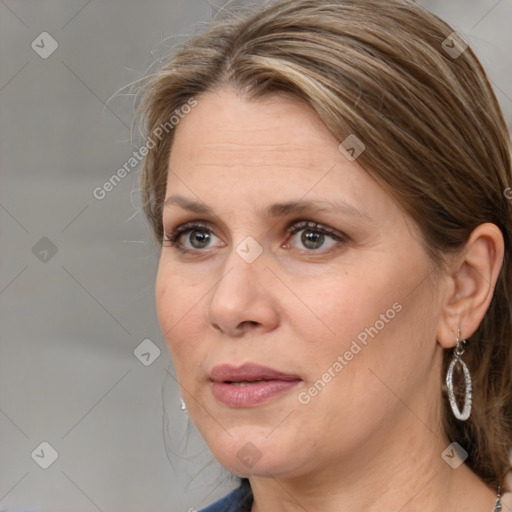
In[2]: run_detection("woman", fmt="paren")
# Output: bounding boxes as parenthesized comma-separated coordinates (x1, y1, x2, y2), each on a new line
(136, 0, 512, 510)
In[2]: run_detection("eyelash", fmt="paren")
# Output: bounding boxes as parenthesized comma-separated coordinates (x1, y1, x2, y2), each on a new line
(163, 220, 348, 254)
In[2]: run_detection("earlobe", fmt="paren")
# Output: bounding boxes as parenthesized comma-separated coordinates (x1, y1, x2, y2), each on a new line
(436, 223, 504, 349)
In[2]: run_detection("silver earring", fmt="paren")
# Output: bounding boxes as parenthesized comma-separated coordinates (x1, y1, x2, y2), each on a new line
(494, 485, 502, 512)
(446, 329, 472, 421)
(180, 398, 187, 412)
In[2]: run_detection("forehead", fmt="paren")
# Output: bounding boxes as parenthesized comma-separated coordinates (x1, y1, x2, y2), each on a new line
(164, 89, 405, 229)
(168, 89, 341, 172)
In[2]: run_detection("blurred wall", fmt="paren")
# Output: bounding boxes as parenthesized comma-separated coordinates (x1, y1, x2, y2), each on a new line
(1, 1, 511, 511)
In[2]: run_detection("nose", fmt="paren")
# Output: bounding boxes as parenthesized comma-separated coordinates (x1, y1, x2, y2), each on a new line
(207, 248, 279, 337)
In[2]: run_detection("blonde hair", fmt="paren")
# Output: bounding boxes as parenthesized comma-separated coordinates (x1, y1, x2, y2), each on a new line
(136, 0, 512, 487)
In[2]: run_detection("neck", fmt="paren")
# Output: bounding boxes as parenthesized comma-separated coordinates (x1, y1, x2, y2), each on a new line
(248, 409, 496, 512)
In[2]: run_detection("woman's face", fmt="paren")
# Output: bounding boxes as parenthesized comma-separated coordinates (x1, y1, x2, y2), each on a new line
(156, 88, 447, 479)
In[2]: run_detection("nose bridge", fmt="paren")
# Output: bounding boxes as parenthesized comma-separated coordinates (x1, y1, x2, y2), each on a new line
(214, 237, 266, 301)
(207, 238, 278, 334)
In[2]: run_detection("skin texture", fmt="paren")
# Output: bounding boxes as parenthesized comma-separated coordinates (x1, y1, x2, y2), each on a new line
(155, 88, 504, 511)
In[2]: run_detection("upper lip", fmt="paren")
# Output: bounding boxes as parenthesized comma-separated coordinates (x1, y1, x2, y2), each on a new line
(209, 363, 301, 383)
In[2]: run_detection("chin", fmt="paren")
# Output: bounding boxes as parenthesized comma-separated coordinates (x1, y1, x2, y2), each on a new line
(203, 427, 305, 478)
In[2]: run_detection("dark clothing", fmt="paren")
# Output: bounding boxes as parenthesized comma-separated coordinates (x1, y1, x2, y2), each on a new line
(199, 480, 253, 512)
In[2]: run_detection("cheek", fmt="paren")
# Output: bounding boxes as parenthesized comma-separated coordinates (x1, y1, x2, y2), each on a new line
(155, 265, 204, 363)
(289, 258, 432, 394)
(155, 270, 176, 339)
(287, 267, 401, 350)
(301, 267, 436, 412)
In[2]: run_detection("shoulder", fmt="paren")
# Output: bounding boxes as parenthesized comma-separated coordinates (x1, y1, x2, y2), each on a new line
(198, 483, 253, 512)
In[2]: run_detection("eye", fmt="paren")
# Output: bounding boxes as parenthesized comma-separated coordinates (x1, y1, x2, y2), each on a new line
(284, 220, 347, 251)
(163, 222, 222, 252)
(163, 220, 348, 254)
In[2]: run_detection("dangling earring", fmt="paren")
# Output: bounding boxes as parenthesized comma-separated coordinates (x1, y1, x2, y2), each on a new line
(494, 485, 502, 512)
(446, 329, 472, 421)
(180, 398, 187, 412)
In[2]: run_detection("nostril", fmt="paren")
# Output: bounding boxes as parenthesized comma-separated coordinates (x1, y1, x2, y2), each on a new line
(211, 322, 223, 332)
(241, 321, 259, 328)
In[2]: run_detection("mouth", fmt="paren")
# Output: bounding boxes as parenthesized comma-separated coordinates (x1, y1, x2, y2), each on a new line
(209, 363, 302, 408)
(225, 379, 271, 387)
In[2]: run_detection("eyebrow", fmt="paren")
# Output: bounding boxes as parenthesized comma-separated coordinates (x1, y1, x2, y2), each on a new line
(163, 194, 370, 220)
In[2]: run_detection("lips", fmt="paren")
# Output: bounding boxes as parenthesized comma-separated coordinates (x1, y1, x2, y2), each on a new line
(209, 363, 302, 408)
(210, 363, 301, 383)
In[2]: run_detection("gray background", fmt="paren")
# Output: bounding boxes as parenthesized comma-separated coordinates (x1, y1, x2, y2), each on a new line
(1, 1, 511, 511)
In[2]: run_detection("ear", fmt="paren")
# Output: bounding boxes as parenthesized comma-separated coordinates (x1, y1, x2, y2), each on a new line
(436, 223, 504, 348)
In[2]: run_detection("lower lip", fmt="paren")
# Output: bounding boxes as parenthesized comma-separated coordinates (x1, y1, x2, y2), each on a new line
(211, 380, 301, 408)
